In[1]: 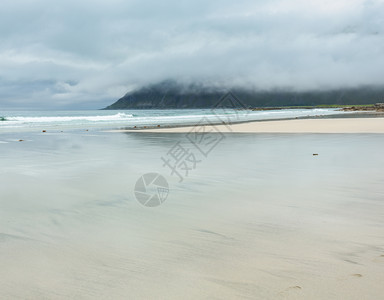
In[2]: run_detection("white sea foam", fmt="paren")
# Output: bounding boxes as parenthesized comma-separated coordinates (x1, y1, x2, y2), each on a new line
(5, 113, 133, 123)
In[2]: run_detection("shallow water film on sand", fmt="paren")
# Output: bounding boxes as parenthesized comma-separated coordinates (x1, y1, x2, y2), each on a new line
(1, 130, 384, 299)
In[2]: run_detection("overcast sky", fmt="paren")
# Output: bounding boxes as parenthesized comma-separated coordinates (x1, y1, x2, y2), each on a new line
(1, 0, 384, 109)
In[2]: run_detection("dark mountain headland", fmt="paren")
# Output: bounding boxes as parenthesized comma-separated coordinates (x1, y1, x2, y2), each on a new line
(104, 80, 384, 109)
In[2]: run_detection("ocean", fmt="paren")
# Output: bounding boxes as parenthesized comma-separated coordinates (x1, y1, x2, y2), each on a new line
(0, 108, 344, 133)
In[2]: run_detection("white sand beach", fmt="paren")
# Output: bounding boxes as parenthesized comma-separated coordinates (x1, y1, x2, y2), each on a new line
(115, 117, 384, 133)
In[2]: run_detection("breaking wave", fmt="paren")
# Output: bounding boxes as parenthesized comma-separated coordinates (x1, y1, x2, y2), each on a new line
(3, 113, 134, 123)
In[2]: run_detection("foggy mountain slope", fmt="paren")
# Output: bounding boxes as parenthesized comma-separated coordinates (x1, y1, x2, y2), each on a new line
(104, 81, 384, 109)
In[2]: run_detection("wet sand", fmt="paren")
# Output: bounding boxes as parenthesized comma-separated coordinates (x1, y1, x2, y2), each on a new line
(1, 131, 384, 299)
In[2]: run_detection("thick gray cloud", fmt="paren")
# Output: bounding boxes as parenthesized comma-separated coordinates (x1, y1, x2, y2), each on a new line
(0, 0, 384, 109)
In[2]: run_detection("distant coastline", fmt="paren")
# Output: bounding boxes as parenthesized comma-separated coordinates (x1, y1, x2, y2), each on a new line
(103, 80, 384, 110)
(106, 111, 384, 133)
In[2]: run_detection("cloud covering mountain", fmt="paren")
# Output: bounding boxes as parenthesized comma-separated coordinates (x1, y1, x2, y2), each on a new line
(1, 0, 384, 109)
